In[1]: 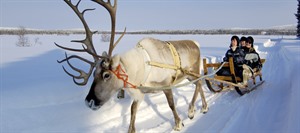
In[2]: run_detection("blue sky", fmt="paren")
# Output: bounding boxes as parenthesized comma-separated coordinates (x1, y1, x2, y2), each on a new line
(0, 0, 297, 30)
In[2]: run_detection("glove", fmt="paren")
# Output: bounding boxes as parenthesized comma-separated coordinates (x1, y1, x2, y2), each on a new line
(223, 57, 228, 62)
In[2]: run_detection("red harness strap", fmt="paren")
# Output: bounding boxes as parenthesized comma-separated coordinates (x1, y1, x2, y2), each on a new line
(111, 64, 137, 89)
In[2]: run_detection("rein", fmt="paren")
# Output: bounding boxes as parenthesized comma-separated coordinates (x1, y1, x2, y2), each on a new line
(111, 64, 137, 89)
(137, 62, 226, 91)
(111, 61, 226, 91)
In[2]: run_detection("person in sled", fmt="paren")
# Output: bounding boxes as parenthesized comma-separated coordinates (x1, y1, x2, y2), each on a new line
(239, 36, 262, 86)
(217, 36, 245, 78)
(239, 36, 247, 51)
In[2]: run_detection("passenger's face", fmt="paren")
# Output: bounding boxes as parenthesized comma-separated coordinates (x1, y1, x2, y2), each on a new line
(241, 41, 246, 47)
(231, 39, 238, 47)
(246, 42, 252, 48)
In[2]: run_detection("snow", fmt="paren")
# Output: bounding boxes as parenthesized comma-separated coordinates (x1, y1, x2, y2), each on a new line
(1, 34, 299, 133)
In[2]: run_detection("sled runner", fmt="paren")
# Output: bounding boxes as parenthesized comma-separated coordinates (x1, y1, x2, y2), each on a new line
(203, 57, 266, 95)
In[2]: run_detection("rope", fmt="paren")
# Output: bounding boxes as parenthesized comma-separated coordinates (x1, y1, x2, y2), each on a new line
(248, 65, 255, 73)
(243, 64, 255, 75)
(112, 64, 137, 89)
(137, 62, 227, 91)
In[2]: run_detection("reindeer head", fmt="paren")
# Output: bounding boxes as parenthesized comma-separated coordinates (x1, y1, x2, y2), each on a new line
(56, 0, 126, 110)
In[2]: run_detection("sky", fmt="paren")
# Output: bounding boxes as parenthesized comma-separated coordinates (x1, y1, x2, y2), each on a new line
(0, 0, 298, 31)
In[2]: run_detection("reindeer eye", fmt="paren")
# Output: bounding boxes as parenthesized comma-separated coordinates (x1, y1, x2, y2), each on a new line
(102, 71, 111, 80)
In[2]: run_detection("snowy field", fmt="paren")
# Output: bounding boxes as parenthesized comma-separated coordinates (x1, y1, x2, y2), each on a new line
(1, 34, 299, 133)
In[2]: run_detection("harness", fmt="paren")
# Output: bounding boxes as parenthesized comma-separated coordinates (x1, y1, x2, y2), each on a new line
(112, 41, 186, 89)
(136, 44, 152, 86)
(146, 41, 182, 84)
(111, 64, 137, 89)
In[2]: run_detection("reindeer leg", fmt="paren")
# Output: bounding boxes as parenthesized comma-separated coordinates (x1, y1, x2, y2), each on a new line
(128, 100, 138, 133)
(188, 82, 200, 119)
(163, 90, 183, 131)
(198, 81, 209, 113)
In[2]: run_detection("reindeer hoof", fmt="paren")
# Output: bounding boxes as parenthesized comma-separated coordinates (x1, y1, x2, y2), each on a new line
(188, 111, 195, 119)
(200, 107, 209, 114)
(188, 105, 195, 119)
(173, 121, 183, 131)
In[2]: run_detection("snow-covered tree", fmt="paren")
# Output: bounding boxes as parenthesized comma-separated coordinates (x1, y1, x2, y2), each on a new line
(16, 26, 31, 47)
(296, 0, 300, 38)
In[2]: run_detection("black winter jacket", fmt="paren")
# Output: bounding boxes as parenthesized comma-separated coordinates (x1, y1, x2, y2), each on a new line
(223, 47, 245, 68)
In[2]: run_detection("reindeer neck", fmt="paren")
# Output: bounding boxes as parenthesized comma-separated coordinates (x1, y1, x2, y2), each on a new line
(119, 48, 146, 87)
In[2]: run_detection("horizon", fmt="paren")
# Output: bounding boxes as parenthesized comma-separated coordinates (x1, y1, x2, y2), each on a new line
(0, 23, 297, 31)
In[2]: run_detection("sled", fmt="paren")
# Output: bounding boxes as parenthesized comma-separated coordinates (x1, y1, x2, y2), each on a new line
(203, 57, 266, 95)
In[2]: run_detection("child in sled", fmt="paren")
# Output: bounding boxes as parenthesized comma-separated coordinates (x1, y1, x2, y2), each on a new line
(217, 36, 245, 78)
(239, 36, 263, 86)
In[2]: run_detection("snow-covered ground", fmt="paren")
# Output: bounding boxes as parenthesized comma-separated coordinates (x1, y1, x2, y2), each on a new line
(1, 34, 299, 133)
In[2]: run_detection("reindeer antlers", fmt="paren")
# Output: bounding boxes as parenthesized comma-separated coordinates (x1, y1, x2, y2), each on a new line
(56, 0, 125, 86)
(92, 0, 126, 57)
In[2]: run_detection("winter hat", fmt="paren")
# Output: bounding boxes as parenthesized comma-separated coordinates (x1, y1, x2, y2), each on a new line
(240, 36, 247, 42)
(246, 36, 254, 47)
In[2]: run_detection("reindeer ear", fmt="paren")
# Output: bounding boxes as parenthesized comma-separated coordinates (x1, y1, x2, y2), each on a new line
(102, 51, 108, 57)
(101, 59, 110, 69)
(100, 52, 110, 69)
(110, 55, 120, 70)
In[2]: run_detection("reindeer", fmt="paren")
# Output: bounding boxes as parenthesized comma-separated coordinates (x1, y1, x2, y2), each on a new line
(56, 0, 208, 132)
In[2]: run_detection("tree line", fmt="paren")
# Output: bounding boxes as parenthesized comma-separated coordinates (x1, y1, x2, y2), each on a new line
(0, 27, 296, 35)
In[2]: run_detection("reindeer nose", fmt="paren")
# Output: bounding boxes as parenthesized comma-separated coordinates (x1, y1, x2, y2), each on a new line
(85, 99, 101, 111)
